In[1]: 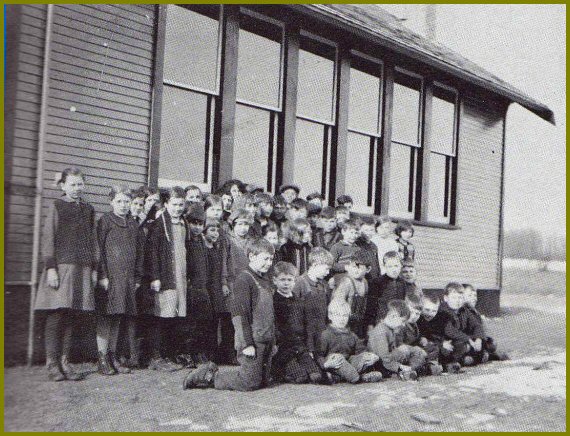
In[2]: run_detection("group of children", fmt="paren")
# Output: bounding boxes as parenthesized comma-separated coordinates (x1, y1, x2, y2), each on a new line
(35, 168, 507, 388)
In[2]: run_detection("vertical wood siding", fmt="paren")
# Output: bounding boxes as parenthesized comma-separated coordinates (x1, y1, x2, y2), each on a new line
(414, 96, 504, 289)
(5, 5, 47, 283)
(5, 4, 156, 283)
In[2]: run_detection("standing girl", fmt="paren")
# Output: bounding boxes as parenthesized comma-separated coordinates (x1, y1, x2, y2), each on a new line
(34, 167, 97, 381)
(95, 186, 144, 375)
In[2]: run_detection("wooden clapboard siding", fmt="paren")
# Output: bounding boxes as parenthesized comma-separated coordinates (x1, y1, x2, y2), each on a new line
(5, 4, 47, 283)
(414, 96, 504, 289)
(5, 4, 156, 284)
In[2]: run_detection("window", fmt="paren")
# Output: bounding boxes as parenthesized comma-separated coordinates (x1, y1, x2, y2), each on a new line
(389, 68, 423, 219)
(294, 32, 337, 199)
(159, 5, 221, 191)
(428, 84, 458, 224)
(345, 53, 382, 214)
(233, 10, 283, 192)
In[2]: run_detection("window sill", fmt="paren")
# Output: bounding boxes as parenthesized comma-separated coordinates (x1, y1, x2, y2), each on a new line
(409, 219, 461, 230)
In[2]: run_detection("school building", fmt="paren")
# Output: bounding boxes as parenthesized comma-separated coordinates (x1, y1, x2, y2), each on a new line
(4, 4, 553, 364)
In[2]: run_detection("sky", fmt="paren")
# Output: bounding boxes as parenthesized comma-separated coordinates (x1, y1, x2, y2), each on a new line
(379, 4, 566, 238)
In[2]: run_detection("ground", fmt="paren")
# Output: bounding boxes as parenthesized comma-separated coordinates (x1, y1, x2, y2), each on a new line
(4, 267, 566, 431)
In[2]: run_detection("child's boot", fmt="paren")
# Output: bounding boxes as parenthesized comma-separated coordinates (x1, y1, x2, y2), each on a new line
(60, 355, 84, 381)
(462, 355, 475, 366)
(182, 362, 218, 389)
(46, 359, 66, 382)
(360, 371, 383, 383)
(109, 352, 131, 374)
(98, 351, 116, 376)
(445, 362, 461, 374)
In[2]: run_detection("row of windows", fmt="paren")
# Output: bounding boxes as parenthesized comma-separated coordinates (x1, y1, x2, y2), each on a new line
(157, 5, 458, 225)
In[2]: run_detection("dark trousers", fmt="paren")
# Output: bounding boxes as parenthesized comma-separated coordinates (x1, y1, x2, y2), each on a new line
(273, 347, 321, 383)
(44, 309, 77, 362)
(149, 316, 185, 359)
(214, 341, 274, 391)
(215, 312, 235, 363)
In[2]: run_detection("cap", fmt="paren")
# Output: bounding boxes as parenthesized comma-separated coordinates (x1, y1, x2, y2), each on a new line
(349, 249, 371, 267)
(186, 203, 205, 222)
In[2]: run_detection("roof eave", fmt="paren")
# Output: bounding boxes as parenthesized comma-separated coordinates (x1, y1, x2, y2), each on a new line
(293, 4, 555, 125)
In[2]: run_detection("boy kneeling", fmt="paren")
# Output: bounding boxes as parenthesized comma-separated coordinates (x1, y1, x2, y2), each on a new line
(317, 301, 382, 384)
(183, 239, 276, 391)
(272, 261, 323, 384)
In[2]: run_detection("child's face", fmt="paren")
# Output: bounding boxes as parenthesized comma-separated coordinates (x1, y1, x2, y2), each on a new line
(310, 263, 331, 280)
(249, 251, 274, 274)
(400, 229, 413, 241)
(61, 175, 85, 200)
(204, 226, 220, 243)
(384, 310, 407, 330)
(301, 225, 312, 244)
(221, 194, 233, 211)
(145, 194, 160, 213)
(463, 287, 478, 308)
(281, 188, 298, 204)
(259, 202, 273, 217)
(245, 202, 258, 218)
(188, 220, 205, 237)
(186, 189, 201, 204)
(166, 197, 186, 219)
(273, 273, 296, 294)
(384, 257, 402, 279)
(444, 290, 464, 311)
(130, 197, 144, 217)
(400, 265, 417, 284)
(264, 231, 280, 248)
(230, 184, 242, 200)
(336, 210, 350, 224)
(329, 309, 350, 329)
(345, 261, 368, 280)
(233, 220, 250, 237)
(360, 224, 376, 241)
(406, 304, 422, 323)
(341, 227, 359, 244)
(287, 208, 308, 221)
(321, 217, 337, 233)
(343, 202, 353, 211)
(377, 221, 394, 238)
(422, 299, 440, 321)
(111, 193, 131, 218)
(206, 204, 223, 220)
(273, 203, 287, 219)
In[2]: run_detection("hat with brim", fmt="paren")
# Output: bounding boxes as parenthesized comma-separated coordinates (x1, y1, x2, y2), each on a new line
(279, 184, 300, 195)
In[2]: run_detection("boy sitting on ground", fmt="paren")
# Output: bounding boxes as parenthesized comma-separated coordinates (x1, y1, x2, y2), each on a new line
(401, 293, 443, 376)
(183, 239, 276, 391)
(459, 284, 509, 364)
(317, 300, 382, 384)
(367, 300, 425, 381)
(272, 262, 322, 384)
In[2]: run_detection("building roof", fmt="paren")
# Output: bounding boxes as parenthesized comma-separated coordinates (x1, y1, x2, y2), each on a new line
(296, 4, 555, 124)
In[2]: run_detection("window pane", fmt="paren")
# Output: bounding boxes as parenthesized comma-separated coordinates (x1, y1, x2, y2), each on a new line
(233, 104, 272, 190)
(237, 15, 282, 108)
(293, 118, 326, 197)
(159, 87, 212, 187)
(349, 63, 381, 134)
(388, 142, 416, 219)
(164, 5, 220, 92)
(432, 87, 456, 155)
(297, 37, 336, 122)
(428, 153, 451, 224)
(345, 132, 375, 214)
(392, 72, 421, 146)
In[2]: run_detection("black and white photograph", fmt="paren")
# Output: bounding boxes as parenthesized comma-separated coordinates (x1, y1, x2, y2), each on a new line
(4, 3, 565, 432)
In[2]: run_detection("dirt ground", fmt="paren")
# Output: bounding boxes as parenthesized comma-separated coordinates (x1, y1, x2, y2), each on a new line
(4, 268, 566, 432)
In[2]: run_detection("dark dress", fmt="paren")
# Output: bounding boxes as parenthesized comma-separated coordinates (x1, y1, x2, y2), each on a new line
(96, 212, 144, 315)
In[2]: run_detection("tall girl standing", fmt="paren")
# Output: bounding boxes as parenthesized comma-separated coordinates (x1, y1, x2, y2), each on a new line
(34, 167, 97, 381)
(95, 186, 144, 375)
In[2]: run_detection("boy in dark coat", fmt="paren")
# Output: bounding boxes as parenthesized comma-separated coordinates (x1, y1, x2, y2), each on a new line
(293, 247, 334, 356)
(183, 239, 277, 392)
(272, 262, 322, 384)
(312, 206, 342, 251)
(329, 218, 361, 275)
